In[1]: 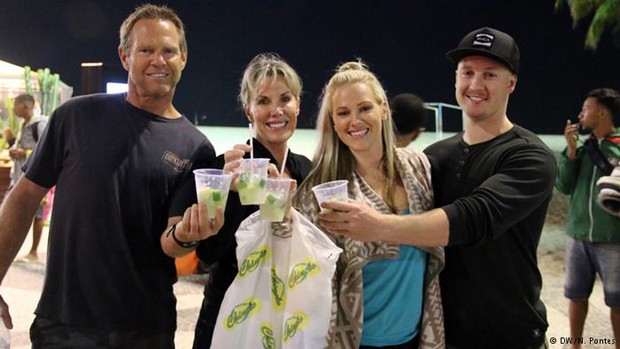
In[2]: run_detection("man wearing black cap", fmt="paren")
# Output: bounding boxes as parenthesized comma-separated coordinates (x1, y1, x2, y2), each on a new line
(318, 27, 557, 349)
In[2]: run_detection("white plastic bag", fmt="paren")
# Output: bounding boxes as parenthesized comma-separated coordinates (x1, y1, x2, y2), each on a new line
(596, 165, 620, 217)
(210, 209, 342, 349)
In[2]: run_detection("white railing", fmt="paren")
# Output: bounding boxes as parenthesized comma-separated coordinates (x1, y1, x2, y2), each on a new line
(424, 102, 463, 140)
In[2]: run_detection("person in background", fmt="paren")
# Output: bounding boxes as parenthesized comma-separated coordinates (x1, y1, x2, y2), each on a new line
(2, 128, 15, 148)
(318, 27, 556, 349)
(162, 52, 312, 349)
(391, 93, 430, 147)
(8, 93, 48, 262)
(0, 4, 219, 348)
(293, 61, 444, 349)
(556, 87, 620, 349)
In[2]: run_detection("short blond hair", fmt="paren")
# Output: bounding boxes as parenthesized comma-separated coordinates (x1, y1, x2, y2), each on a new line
(119, 4, 187, 55)
(238, 53, 302, 110)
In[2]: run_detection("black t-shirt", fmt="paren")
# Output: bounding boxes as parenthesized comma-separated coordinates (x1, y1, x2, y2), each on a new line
(25, 93, 216, 332)
(424, 126, 556, 348)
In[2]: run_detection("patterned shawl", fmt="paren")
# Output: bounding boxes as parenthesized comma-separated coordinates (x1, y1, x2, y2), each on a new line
(297, 147, 445, 349)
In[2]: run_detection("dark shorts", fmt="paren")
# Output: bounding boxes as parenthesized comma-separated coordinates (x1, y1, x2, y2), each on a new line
(30, 317, 175, 349)
(564, 236, 620, 307)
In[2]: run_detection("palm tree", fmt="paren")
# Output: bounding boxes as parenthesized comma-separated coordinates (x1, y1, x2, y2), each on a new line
(555, 0, 620, 50)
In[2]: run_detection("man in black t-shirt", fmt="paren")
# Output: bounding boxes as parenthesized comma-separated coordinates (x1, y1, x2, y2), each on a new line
(0, 5, 219, 348)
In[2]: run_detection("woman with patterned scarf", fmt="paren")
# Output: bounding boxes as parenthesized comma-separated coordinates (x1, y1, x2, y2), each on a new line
(293, 61, 445, 349)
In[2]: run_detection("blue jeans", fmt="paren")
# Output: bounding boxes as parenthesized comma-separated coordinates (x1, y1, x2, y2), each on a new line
(564, 236, 620, 307)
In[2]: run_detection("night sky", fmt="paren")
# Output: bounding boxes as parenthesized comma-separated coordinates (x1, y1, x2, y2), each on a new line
(1, 0, 619, 134)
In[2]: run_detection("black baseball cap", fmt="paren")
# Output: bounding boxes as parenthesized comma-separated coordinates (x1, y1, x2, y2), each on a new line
(446, 27, 520, 74)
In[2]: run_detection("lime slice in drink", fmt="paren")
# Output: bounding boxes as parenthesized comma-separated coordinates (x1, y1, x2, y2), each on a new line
(212, 190, 222, 202)
(266, 193, 278, 205)
(237, 179, 248, 190)
(198, 187, 212, 203)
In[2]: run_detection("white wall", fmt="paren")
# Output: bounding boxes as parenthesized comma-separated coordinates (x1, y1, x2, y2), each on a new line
(198, 126, 566, 159)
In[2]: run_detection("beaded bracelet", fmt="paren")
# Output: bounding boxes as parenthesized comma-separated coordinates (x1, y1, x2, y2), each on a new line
(167, 223, 198, 249)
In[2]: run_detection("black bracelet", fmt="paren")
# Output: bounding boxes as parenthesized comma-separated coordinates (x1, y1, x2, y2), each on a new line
(168, 223, 197, 249)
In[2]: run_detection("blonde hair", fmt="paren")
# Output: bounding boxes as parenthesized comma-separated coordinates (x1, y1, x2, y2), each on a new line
(238, 53, 302, 110)
(294, 60, 398, 211)
(119, 4, 187, 56)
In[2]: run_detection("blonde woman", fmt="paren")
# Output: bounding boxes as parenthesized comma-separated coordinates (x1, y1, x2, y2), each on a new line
(293, 61, 444, 349)
(164, 53, 312, 348)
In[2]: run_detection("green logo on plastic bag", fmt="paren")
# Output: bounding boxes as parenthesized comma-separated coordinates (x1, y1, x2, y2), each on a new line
(225, 297, 262, 330)
(260, 322, 275, 349)
(239, 246, 270, 278)
(271, 265, 286, 310)
(288, 259, 319, 289)
(284, 312, 308, 342)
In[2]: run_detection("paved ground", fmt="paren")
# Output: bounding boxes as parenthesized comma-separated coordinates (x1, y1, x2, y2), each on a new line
(1, 224, 616, 348)
(1, 226, 205, 349)
(538, 225, 615, 348)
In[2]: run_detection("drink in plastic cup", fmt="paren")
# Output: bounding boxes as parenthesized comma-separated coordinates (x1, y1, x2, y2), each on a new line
(194, 169, 233, 219)
(260, 178, 294, 222)
(236, 158, 269, 205)
(311, 180, 348, 212)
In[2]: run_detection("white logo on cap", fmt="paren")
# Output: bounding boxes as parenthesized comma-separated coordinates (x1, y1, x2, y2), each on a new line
(473, 33, 494, 48)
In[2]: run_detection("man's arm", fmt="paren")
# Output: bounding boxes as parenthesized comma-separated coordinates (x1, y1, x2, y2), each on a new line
(0, 176, 48, 328)
(0, 177, 47, 280)
(563, 119, 579, 160)
(318, 200, 450, 247)
(556, 120, 580, 194)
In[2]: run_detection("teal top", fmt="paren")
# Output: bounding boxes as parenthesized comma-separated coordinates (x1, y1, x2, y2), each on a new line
(360, 208, 427, 346)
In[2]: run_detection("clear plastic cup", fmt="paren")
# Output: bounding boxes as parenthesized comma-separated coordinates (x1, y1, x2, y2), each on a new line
(260, 178, 295, 222)
(194, 169, 233, 219)
(311, 180, 349, 212)
(236, 158, 270, 205)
